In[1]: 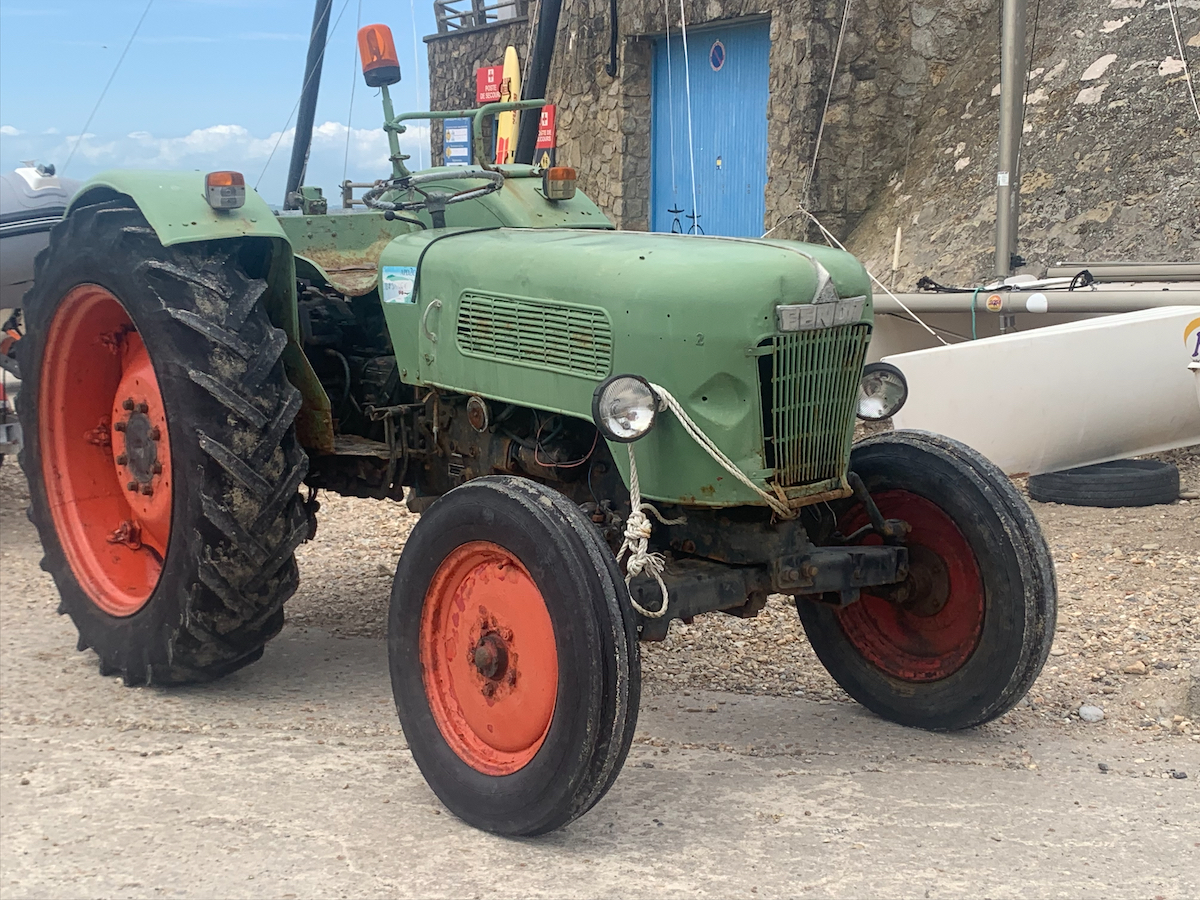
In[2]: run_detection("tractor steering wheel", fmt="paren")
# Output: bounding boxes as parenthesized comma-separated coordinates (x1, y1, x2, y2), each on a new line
(362, 169, 504, 228)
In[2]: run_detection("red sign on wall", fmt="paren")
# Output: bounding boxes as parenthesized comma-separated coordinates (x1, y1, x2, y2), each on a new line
(475, 65, 503, 103)
(536, 105, 556, 148)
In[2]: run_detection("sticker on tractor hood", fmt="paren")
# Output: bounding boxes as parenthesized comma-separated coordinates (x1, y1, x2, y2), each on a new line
(381, 266, 417, 304)
(777, 296, 865, 332)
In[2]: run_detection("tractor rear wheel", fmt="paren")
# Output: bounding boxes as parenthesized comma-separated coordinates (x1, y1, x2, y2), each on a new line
(17, 199, 309, 684)
(797, 431, 1056, 731)
(388, 476, 640, 835)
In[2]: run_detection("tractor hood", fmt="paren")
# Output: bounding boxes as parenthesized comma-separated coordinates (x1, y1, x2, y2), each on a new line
(378, 227, 873, 507)
(388, 226, 869, 317)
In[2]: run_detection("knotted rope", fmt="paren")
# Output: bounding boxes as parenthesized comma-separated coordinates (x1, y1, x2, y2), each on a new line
(616, 383, 797, 619)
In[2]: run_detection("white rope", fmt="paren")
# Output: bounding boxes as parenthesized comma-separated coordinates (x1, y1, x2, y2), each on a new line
(802, 0, 853, 205)
(409, 0, 427, 169)
(63, 0, 155, 175)
(767, 203, 949, 346)
(522, 0, 541, 86)
(255, 0, 354, 190)
(617, 445, 685, 618)
(677, 1, 700, 233)
(1166, 0, 1200, 124)
(342, 0, 363, 186)
(652, 384, 795, 518)
(662, 0, 679, 208)
(618, 381, 798, 618)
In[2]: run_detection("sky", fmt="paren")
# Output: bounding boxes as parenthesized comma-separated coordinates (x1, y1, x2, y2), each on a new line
(0, 0, 442, 206)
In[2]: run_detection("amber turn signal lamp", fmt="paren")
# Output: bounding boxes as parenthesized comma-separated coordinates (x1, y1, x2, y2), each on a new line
(542, 166, 577, 201)
(358, 24, 401, 87)
(204, 171, 245, 210)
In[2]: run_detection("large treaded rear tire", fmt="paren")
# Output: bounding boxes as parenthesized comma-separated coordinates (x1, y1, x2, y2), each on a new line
(17, 198, 309, 685)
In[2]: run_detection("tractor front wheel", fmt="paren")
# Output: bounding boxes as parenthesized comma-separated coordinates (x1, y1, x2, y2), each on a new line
(388, 476, 639, 835)
(797, 430, 1056, 731)
(17, 199, 310, 684)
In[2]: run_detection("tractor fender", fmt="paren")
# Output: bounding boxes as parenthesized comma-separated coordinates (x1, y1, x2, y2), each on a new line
(66, 171, 334, 454)
(67, 170, 287, 246)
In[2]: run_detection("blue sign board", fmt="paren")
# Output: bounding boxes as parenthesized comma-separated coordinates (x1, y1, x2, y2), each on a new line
(443, 117, 472, 166)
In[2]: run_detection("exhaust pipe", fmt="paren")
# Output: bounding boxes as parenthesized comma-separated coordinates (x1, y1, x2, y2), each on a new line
(284, 0, 334, 209)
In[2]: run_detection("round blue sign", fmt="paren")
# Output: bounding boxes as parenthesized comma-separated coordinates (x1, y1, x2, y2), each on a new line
(710, 40, 725, 71)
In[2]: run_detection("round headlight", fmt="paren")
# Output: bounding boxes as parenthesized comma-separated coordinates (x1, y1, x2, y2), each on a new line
(592, 375, 659, 442)
(856, 362, 908, 421)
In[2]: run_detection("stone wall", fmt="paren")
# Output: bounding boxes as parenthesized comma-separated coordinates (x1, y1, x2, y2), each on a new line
(844, 0, 1200, 286)
(426, 0, 1199, 280)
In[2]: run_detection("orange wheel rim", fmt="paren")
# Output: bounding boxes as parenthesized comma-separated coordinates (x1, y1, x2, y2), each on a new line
(39, 285, 172, 616)
(419, 542, 558, 775)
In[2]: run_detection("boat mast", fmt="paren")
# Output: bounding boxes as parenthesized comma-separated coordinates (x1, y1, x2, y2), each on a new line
(994, 0, 1027, 283)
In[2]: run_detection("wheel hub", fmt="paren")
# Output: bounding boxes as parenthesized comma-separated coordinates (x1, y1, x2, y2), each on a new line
(473, 632, 510, 682)
(116, 405, 161, 487)
(880, 544, 950, 617)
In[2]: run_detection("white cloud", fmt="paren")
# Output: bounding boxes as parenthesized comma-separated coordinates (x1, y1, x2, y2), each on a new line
(0, 120, 433, 203)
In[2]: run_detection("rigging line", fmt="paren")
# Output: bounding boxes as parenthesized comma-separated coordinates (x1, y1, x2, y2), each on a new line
(800, 0, 852, 210)
(255, 0, 354, 191)
(409, 0, 426, 169)
(62, 0, 155, 175)
(662, 0, 678, 199)
(791, 203, 949, 346)
(1012, 0, 1041, 235)
(522, 0, 540, 86)
(343, 0, 363, 185)
(677, 0, 699, 232)
(1166, 0, 1200, 124)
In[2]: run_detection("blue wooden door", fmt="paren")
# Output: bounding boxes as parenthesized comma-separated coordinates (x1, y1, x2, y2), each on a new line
(651, 20, 769, 237)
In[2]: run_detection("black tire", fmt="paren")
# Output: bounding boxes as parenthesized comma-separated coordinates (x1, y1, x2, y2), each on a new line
(1027, 459, 1179, 507)
(797, 430, 1056, 731)
(17, 198, 309, 685)
(389, 476, 639, 836)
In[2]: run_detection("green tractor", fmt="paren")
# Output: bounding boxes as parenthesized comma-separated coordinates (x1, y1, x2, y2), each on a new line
(16, 22, 1054, 836)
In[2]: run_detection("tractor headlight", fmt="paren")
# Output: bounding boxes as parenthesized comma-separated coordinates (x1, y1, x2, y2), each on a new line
(856, 362, 908, 421)
(592, 375, 659, 442)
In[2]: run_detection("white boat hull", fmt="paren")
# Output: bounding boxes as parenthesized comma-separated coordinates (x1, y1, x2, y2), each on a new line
(884, 307, 1200, 476)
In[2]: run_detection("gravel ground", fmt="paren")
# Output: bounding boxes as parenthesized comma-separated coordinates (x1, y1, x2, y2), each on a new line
(282, 446, 1200, 737)
(3, 444, 1197, 738)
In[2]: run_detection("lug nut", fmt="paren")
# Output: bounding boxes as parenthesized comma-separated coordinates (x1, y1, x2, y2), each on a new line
(152, 462, 163, 475)
(149, 426, 161, 441)
(114, 421, 127, 432)
(116, 454, 128, 465)
(136, 402, 149, 414)
(127, 481, 138, 492)
(140, 484, 154, 496)
(122, 398, 135, 411)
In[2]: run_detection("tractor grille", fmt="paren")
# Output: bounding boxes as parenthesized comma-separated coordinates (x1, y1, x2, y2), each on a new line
(758, 323, 871, 488)
(456, 293, 613, 379)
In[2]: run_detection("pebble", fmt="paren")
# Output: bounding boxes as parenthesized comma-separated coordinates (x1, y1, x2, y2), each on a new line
(1122, 661, 1148, 676)
(1, 439, 1197, 738)
(1097, 762, 1109, 773)
(1170, 770, 1187, 779)
(1078, 705, 1105, 723)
